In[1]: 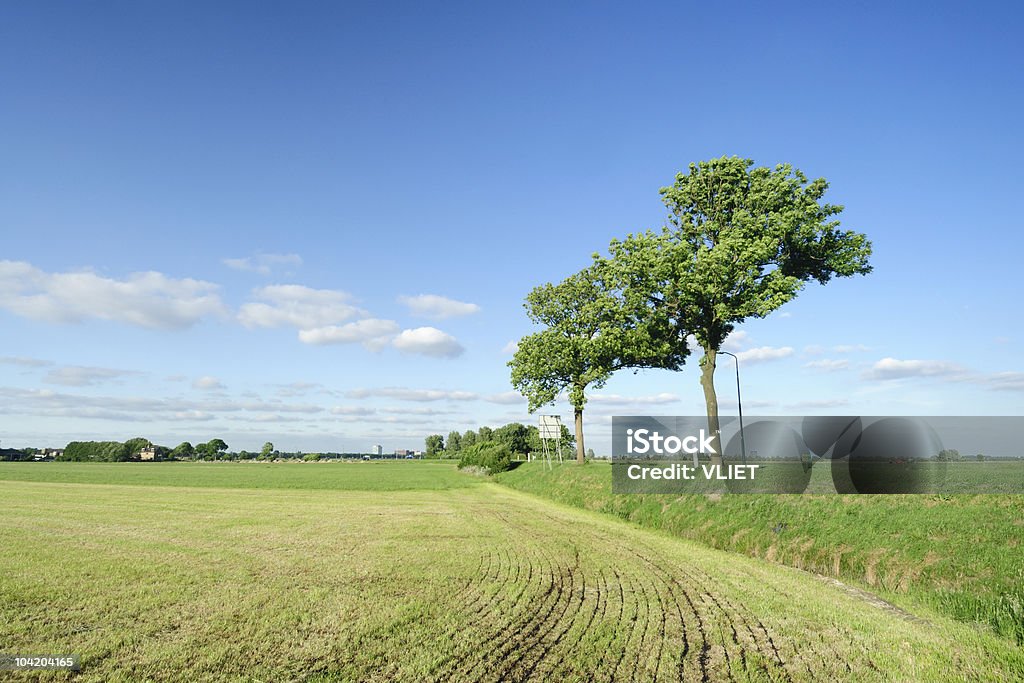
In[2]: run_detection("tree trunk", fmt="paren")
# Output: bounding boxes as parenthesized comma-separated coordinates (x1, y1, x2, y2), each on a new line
(574, 408, 585, 464)
(700, 347, 723, 467)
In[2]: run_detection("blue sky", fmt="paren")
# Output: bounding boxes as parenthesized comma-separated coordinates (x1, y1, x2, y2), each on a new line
(2, 1, 1022, 453)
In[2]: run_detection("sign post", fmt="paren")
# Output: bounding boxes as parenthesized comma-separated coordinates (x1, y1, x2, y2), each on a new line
(538, 415, 563, 470)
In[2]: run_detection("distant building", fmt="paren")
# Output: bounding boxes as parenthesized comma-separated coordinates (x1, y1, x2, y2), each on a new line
(374, 444, 383, 456)
(35, 448, 63, 460)
(394, 449, 414, 457)
(139, 446, 157, 461)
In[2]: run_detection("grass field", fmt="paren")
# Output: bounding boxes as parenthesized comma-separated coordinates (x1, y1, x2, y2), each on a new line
(497, 460, 1024, 645)
(2, 462, 1022, 681)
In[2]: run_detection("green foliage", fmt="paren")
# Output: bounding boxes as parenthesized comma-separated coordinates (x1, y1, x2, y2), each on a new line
(510, 266, 685, 413)
(170, 442, 194, 460)
(261, 442, 274, 457)
(602, 156, 872, 353)
(123, 437, 152, 456)
(425, 434, 445, 457)
(446, 430, 462, 456)
(61, 441, 131, 462)
(937, 449, 963, 461)
(477, 426, 494, 443)
(494, 422, 530, 457)
(457, 442, 513, 474)
(302, 453, 322, 461)
(462, 430, 478, 449)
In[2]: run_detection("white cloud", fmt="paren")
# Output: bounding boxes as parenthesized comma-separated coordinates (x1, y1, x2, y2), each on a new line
(392, 327, 465, 358)
(0, 386, 324, 423)
(735, 346, 794, 363)
(502, 340, 519, 355)
(485, 391, 525, 405)
(589, 392, 681, 405)
(239, 284, 363, 329)
(344, 387, 478, 402)
(330, 405, 377, 416)
(298, 319, 400, 349)
(865, 358, 967, 380)
(0, 260, 225, 330)
(193, 376, 225, 391)
(985, 372, 1024, 392)
(398, 294, 480, 320)
(721, 330, 750, 352)
(804, 359, 850, 372)
(223, 253, 302, 275)
(43, 365, 137, 387)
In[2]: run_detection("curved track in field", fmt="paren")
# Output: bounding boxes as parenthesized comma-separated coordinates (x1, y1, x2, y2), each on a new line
(424, 494, 885, 683)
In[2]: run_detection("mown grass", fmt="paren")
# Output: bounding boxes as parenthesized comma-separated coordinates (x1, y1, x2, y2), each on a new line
(2, 470, 1022, 681)
(495, 460, 1024, 645)
(0, 460, 476, 491)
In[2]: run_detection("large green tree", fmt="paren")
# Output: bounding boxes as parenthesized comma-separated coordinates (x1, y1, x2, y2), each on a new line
(510, 266, 685, 463)
(602, 156, 872, 464)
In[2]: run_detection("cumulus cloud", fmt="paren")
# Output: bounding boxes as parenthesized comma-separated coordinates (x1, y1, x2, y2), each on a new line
(589, 393, 681, 405)
(392, 327, 465, 358)
(330, 405, 377, 416)
(193, 376, 225, 391)
(804, 359, 850, 372)
(223, 253, 302, 275)
(238, 284, 363, 329)
(735, 346, 794, 363)
(485, 391, 525, 405)
(298, 319, 400, 349)
(0, 260, 225, 329)
(984, 372, 1024, 392)
(43, 365, 138, 387)
(344, 387, 477, 402)
(865, 358, 967, 380)
(721, 330, 750, 352)
(398, 294, 480, 319)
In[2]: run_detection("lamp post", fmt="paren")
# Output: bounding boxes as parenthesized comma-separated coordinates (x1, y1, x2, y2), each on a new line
(717, 351, 747, 465)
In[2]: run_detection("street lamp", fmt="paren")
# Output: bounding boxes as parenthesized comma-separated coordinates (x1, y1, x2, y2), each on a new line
(717, 351, 747, 465)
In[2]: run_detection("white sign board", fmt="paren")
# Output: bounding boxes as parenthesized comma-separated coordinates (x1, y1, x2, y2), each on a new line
(539, 415, 562, 439)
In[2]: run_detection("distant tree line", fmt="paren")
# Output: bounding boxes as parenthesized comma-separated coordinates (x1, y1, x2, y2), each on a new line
(424, 421, 576, 464)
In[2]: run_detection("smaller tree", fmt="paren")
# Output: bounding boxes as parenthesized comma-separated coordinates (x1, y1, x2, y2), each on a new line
(124, 437, 152, 457)
(171, 441, 194, 460)
(495, 422, 530, 458)
(425, 434, 445, 457)
(261, 442, 274, 458)
(446, 430, 462, 456)
(462, 430, 478, 449)
(511, 266, 684, 463)
(477, 426, 494, 443)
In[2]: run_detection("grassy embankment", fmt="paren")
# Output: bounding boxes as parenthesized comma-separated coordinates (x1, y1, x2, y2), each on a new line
(495, 460, 1024, 644)
(2, 461, 1022, 681)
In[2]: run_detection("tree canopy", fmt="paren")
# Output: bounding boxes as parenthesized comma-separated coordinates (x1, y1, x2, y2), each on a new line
(600, 156, 872, 461)
(510, 265, 685, 462)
